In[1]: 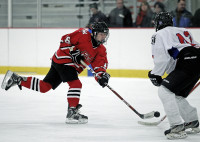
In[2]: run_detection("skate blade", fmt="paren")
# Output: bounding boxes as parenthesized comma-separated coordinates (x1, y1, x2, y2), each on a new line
(1, 70, 13, 89)
(65, 118, 88, 124)
(166, 131, 187, 140)
(186, 128, 200, 134)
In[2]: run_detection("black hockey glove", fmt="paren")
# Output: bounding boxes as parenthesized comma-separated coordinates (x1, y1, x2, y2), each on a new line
(148, 71, 162, 87)
(97, 72, 110, 88)
(69, 50, 84, 64)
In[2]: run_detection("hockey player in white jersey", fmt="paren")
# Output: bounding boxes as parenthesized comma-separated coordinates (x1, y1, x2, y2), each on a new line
(148, 12, 200, 140)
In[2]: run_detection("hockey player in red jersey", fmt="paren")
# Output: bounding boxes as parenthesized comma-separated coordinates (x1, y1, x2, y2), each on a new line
(148, 12, 200, 139)
(1, 22, 110, 124)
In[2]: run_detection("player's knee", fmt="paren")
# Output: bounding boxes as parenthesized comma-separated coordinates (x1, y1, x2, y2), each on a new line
(158, 85, 169, 99)
(175, 95, 184, 101)
(158, 85, 164, 97)
(158, 85, 175, 102)
(67, 79, 82, 89)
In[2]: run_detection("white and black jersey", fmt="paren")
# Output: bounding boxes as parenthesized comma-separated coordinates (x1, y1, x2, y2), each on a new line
(151, 26, 200, 76)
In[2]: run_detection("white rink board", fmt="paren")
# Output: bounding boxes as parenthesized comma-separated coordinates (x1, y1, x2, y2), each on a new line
(0, 28, 200, 69)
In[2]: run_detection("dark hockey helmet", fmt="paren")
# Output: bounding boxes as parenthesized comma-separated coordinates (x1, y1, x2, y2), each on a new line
(154, 12, 173, 31)
(91, 22, 109, 45)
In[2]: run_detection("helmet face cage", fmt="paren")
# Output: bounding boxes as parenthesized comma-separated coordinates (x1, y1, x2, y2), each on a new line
(154, 12, 173, 31)
(91, 22, 109, 44)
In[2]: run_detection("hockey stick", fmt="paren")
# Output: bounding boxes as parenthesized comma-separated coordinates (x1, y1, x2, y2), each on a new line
(80, 60, 157, 119)
(138, 80, 200, 126)
(138, 115, 167, 126)
(189, 81, 200, 94)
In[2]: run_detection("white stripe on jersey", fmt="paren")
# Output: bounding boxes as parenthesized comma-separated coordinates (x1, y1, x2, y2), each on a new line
(94, 66, 106, 71)
(64, 63, 75, 66)
(60, 46, 75, 50)
(60, 47, 70, 50)
(96, 71, 104, 76)
(55, 51, 71, 59)
(64, 63, 79, 68)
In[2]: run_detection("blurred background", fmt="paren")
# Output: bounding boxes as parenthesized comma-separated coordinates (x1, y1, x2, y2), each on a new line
(0, 0, 200, 78)
(0, 0, 200, 28)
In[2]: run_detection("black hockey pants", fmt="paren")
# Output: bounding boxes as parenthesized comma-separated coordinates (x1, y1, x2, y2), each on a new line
(162, 46, 200, 98)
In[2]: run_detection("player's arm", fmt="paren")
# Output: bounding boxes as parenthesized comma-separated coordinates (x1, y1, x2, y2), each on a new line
(91, 47, 110, 88)
(149, 33, 171, 86)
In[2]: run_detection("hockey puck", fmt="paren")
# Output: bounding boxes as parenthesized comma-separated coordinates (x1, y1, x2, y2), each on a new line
(154, 111, 160, 117)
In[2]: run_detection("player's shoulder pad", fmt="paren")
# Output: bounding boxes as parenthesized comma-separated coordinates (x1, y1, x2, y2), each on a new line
(77, 28, 91, 41)
(78, 28, 91, 35)
(157, 26, 172, 34)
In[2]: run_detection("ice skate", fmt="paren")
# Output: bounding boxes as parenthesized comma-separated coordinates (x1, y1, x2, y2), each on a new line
(1, 70, 26, 91)
(164, 124, 187, 140)
(65, 104, 88, 124)
(185, 120, 200, 134)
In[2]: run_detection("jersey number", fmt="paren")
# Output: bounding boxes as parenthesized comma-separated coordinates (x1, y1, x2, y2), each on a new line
(176, 31, 193, 45)
(65, 36, 71, 44)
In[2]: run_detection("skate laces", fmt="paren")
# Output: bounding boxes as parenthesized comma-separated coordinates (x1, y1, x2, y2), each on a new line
(74, 107, 86, 118)
(74, 107, 84, 117)
(67, 104, 86, 118)
(68, 107, 80, 117)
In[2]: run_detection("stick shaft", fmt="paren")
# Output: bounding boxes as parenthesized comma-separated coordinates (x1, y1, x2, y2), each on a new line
(189, 81, 200, 94)
(106, 84, 142, 117)
(81, 60, 144, 118)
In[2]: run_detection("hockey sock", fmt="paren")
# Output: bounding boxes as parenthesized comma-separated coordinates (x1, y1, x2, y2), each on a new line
(67, 79, 82, 108)
(21, 77, 52, 93)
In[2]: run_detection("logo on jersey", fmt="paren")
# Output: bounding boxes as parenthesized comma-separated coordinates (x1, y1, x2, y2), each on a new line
(184, 56, 197, 60)
(82, 30, 88, 35)
(163, 79, 169, 83)
(151, 35, 156, 45)
(81, 50, 94, 63)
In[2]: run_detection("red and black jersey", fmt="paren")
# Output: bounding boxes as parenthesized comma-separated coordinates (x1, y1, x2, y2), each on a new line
(52, 28, 108, 75)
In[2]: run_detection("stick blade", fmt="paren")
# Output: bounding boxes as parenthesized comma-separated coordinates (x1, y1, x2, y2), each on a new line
(138, 115, 166, 126)
(142, 111, 155, 119)
(138, 120, 160, 126)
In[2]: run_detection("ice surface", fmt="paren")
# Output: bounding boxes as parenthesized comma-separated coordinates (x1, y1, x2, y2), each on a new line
(0, 75, 199, 142)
